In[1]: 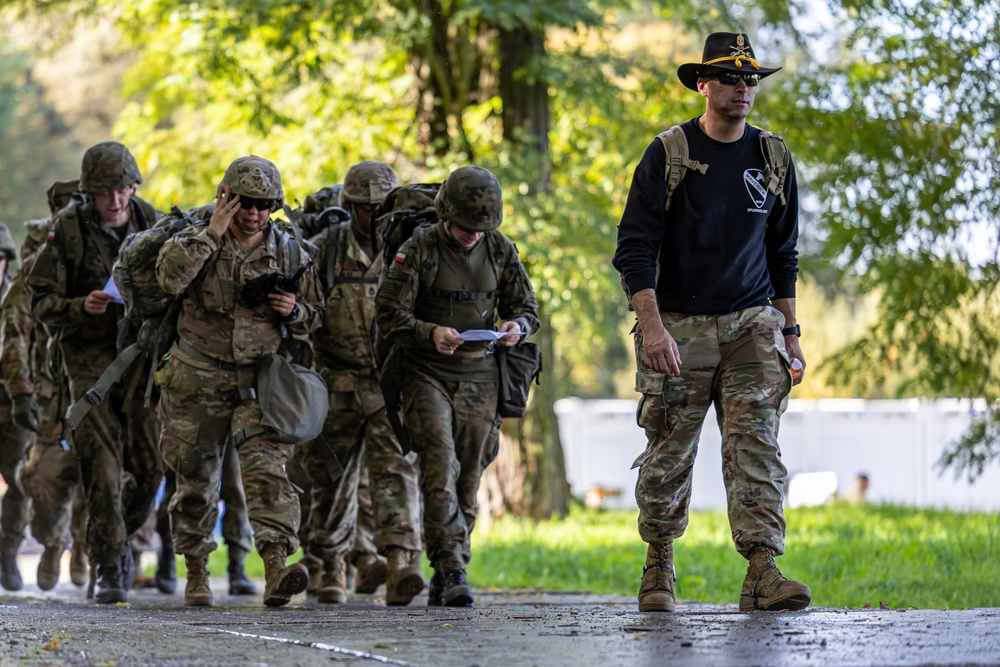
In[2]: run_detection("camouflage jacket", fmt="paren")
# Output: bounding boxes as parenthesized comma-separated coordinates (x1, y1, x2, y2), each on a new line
(26, 197, 160, 376)
(0, 220, 55, 398)
(375, 222, 539, 382)
(156, 222, 323, 366)
(310, 222, 381, 391)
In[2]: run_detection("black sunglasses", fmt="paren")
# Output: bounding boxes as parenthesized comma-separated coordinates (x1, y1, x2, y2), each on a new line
(704, 72, 760, 87)
(239, 197, 275, 211)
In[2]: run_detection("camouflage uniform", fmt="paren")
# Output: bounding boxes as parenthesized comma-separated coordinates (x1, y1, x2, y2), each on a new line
(155, 156, 322, 607)
(147, 205, 256, 597)
(27, 142, 164, 603)
(300, 161, 422, 605)
(612, 32, 810, 612)
(2, 219, 87, 590)
(375, 166, 538, 607)
(0, 223, 33, 591)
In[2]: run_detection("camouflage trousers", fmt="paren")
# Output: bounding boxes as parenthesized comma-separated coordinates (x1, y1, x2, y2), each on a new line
(68, 368, 163, 565)
(157, 353, 299, 557)
(156, 436, 254, 555)
(403, 373, 500, 573)
(632, 306, 792, 558)
(16, 376, 80, 549)
(0, 400, 31, 552)
(290, 449, 381, 568)
(300, 378, 421, 562)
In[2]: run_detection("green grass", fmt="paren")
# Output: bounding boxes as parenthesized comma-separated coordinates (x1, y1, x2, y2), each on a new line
(178, 503, 1000, 610)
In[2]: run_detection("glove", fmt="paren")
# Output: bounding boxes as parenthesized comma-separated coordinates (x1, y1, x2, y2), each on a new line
(12, 394, 41, 433)
(240, 260, 314, 309)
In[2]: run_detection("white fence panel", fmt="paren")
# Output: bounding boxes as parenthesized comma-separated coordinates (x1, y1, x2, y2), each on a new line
(555, 397, 998, 512)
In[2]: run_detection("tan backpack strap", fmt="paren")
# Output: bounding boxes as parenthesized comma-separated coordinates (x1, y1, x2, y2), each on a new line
(656, 125, 709, 212)
(756, 127, 790, 206)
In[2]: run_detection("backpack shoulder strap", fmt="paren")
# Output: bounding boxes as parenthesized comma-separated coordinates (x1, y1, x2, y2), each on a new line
(274, 225, 302, 276)
(59, 203, 85, 287)
(755, 126, 790, 206)
(656, 125, 709, 212)
(323, 221, 350, 291)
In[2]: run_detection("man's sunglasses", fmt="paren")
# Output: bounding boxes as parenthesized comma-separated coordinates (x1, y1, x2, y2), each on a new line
(239, 197, 276, 211)
(703, 72, 760, 87)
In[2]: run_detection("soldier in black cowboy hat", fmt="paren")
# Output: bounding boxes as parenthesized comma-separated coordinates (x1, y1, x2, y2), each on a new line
(613, 32, 811, 613)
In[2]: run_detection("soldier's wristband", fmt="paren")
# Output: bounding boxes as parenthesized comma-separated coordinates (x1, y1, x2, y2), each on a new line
(781, 324, 801, 337)
(281, 304, 301, 323)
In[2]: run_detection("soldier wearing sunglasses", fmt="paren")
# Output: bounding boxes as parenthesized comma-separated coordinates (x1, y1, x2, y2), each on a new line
(613, 33, 810, 613)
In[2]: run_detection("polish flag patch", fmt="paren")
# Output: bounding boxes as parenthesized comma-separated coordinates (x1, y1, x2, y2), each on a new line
(394, 251, 407, 264)
(47, 231, 56, 241)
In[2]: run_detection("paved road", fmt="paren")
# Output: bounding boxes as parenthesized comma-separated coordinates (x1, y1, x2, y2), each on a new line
(1, 554, 997, 666)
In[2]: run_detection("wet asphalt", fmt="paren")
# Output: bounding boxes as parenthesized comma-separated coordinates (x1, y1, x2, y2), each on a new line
(1, 554, 997, 666)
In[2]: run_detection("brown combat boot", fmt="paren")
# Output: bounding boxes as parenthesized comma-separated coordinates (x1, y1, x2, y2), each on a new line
(317, 555, 348, 604)
(70, 546, 89, 587)
(261, 543, 308, 607)
(385, 547, 425, 607)
(301, 553, 323, 596)
(184, 555, 213, 607)
(638, 542, 676, 612)
(354, 552, 387, 594)
(37, 545, 64, 591)
(739, 546, 811, 612)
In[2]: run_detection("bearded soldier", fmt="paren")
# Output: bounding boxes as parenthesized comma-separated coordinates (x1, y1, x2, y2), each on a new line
(302, 161, 424, 606)
(375, 166, 538, 607)
(155, 156, 323, 607)
(27, 142, 164, 604)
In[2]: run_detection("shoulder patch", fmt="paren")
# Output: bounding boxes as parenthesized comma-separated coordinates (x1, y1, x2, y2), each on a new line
(47, 230, 56, 241)
(394, 251, 407, 264)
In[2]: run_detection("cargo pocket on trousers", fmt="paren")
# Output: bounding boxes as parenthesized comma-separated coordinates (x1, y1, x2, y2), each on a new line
(634, 368, 667, 431)
(160, 418, 201, 478)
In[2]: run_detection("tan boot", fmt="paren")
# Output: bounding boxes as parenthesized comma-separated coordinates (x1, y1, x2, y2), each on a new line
(638, 542, 676, 612)
(261, 543, 308, 608)
(302, 554, 323, 596)
(37, 545, 64, 591)
(739, 546, 811, 612)
(70, 546, 89, 588)
(354, 552, 387, 594)
(184, 555, 213, 607)
(385, 547, 425, 607)
(316, 555, 348, 604)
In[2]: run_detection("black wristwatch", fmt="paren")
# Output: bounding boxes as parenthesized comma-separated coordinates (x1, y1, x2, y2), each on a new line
(781, 324, 801, 337)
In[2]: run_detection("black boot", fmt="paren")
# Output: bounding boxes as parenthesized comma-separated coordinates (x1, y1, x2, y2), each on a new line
(427, 569, 444, 607)
(95, 562, 127, 604)
(120, 542, 136, 591)
(0, 546, 22, 592)
(442, 568, 473, 608)
(155, 537, 177, 594)
(228, 546, 258, 595)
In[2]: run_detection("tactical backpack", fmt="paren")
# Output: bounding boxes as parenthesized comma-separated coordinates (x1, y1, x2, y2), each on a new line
(656, 124, 790, 210)
(284, 184, 350, 240)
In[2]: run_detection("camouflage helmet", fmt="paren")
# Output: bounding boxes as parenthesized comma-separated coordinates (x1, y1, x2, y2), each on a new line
(80, 141, 143, 193)
(218, 156, 284, 208)
(435, 166, 503, 232)
(0, 223, 15, 261)
(339, 161, 399, 206)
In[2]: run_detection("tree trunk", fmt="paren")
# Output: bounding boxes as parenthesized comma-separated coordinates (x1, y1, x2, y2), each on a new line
(478, 22, 570, 522)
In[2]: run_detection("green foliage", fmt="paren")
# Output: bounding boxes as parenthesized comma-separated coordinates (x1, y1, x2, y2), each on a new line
(467, 503, 1000, 609)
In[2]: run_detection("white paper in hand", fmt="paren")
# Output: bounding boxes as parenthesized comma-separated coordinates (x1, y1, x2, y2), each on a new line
(459, 329, 515, 342)
(103, 276, 125, 304)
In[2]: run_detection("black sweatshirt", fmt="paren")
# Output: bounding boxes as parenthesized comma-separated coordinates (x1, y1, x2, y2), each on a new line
(613, 118, 799, 315)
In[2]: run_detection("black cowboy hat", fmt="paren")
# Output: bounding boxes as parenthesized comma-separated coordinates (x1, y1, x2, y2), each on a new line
(677, 32, 781, 91)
